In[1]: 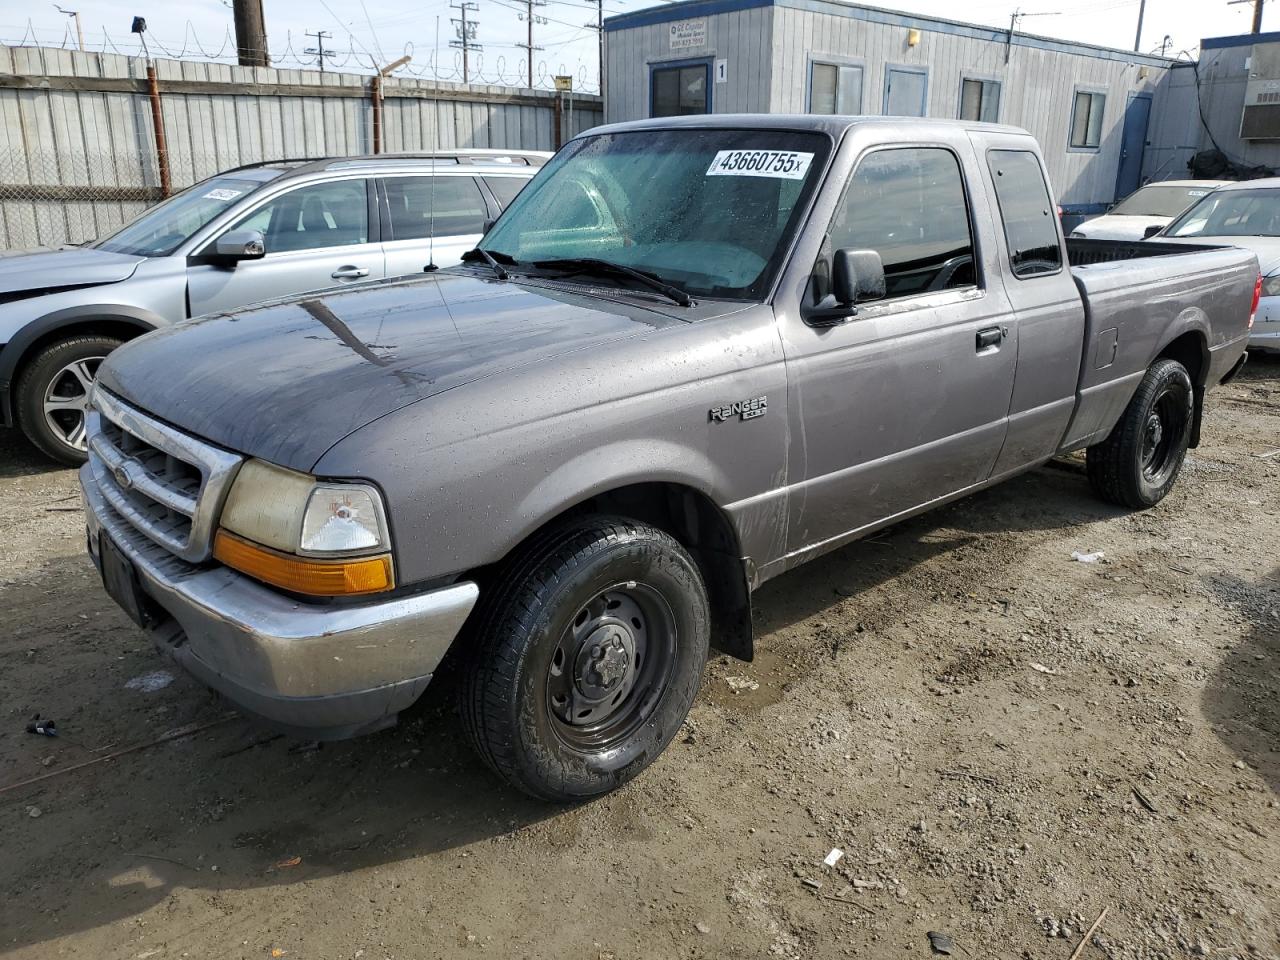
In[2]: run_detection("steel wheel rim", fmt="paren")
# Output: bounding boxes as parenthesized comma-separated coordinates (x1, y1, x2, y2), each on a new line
(42, 356, 104, 452)
(545, 582, 677, 752)
(1141, 382, 1188, 484)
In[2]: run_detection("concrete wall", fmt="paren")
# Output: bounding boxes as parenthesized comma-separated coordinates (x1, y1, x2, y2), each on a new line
(604, 0, 1176, 211)
(0, 44, 602, 250)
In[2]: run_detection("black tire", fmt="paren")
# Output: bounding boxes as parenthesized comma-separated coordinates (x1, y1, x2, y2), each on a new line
(15, 334, 122, 466)
(459, 516, 710, 801)
(1086, 358, 1194, 509)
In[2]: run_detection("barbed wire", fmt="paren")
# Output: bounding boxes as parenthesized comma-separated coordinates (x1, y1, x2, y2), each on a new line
(3, 17, 599, 94)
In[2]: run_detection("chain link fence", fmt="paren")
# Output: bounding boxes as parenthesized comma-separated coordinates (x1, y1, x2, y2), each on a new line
(0, 149, 235, 252)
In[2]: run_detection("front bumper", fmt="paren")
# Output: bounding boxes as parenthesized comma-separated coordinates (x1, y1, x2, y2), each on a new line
(81, 464, 479, 739)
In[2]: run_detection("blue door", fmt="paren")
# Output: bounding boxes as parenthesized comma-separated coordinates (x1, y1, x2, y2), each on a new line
(1115, 93, 1152, 200)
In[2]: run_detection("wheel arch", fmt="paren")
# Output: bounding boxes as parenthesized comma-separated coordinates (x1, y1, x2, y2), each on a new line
(0, 305, 159, 426)
(1154, 327, 1209, 447)
(473, 478, 755, 662)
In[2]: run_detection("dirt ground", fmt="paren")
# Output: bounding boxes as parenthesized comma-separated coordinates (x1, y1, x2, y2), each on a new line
(1, 357, 1277, 960)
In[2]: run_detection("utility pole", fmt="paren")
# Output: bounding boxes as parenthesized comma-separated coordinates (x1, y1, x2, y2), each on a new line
(54, 6, 85, 52)
(597, 0, 604, 95)
(1133, 0, 1145, 52)
(232, 0, 269, 67)
(1229, 0, 1266, 33)
(305, 29, 333, 71)
(450, 1, 480, 84)
(518, 0, 546, 89)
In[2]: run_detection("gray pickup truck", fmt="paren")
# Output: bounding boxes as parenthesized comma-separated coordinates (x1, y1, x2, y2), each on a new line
(80, 116, 1257, 801)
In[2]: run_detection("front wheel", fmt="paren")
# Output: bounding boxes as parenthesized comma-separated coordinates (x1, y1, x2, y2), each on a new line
(14, 334, 123, 466)
(1086, 358, 1194, 509)
(459, 516, 710, 801)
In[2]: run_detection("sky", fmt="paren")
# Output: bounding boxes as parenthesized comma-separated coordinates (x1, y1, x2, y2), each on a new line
(2, 0, 1273, 94)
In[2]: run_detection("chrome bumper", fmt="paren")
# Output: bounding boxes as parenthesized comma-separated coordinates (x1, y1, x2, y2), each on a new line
(81, 464, 479, 738)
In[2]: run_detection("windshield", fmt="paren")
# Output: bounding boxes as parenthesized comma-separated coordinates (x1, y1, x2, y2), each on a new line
(1165, 188, 1280, 238)
(481, 128, 832, 299)
(1111, 183, 1216, 218)
(96, 176, 266, 257)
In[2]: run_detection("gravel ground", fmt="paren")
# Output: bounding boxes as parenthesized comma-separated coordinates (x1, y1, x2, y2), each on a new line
(1, 356, 1277, 960)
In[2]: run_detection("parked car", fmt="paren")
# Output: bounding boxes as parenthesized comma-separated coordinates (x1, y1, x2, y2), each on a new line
(1069, 180, 1230, 241)
(0, 149, 548, 464)
(1153, 177, 1280, 354)
(80, 116, 1257, 801)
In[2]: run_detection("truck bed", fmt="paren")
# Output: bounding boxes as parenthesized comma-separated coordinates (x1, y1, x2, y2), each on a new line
(1058, 240, 1258, 452)
(1065, 237, 1227, 267)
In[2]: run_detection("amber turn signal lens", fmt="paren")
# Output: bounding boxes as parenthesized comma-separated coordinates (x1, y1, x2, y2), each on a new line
(213, 530, 393, 596)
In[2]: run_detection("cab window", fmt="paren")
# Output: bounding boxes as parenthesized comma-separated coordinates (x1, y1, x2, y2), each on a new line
(829, 147, 977, 299)
(987, 150, 1063, 277)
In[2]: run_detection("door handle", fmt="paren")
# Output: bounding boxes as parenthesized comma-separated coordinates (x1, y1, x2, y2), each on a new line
(976, 326, 1004, 351)
(331, 265, 370, 279)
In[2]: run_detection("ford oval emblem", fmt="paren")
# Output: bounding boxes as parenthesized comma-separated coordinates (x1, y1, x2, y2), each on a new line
(114, 463, 133, 491)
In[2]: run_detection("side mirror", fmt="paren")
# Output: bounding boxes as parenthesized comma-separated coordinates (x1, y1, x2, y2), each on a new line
(1142, 225, 1162, 240)
(832, 248, 886, 305)
(213, 229, 266, 264)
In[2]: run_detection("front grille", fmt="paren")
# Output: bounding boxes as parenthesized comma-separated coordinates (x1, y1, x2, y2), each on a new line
(87, 388, 243, 563)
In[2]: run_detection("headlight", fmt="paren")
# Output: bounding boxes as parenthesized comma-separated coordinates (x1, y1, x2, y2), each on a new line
(1261, 274, 1280, 298)
(214, 459, 393, 596)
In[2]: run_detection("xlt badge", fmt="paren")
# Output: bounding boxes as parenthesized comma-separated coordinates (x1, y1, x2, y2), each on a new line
(710, 396, 767, 422)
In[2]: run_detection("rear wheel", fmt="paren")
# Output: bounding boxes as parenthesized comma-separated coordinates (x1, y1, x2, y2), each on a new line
(459, 516, 709, 801)
(1086, 358, 1194, 509)
(15, 335, 123, 467)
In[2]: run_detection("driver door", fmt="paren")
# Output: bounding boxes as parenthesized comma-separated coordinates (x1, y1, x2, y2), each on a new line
(186, 178, 385, 317)
(780, 143, 1018, 555)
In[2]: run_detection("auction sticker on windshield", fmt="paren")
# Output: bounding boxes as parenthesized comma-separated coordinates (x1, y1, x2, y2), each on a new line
(203, 188, 243, 201)
(706, 150, 814, 180)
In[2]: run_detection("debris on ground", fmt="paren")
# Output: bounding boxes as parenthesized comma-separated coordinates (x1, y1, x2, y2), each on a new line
(823, 848, 844, 867)
(26, 806, 41, 819)
(1029, 662, 1057, 675)
(725, 676, 760, 693)
(275, 856, 302, 868)
(25, 715, 57, 737)
(1131, 786, 1158, 813)
(1071, 550, 1105, 563)
(124, 671, 174, 693)
(926, 930, 954, 955)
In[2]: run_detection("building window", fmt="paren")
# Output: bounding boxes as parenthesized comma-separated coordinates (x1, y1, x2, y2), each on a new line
(829, 147, 976, 300)
(651, 63, 709, 118)
(987, 150, 1063, 278)
(1069, 90, 1106, 149)
(959, 78, 1000, 123)
(810, 61, 863, 114)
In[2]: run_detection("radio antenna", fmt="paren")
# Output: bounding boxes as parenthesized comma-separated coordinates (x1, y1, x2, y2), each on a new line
(425, 16, 440, 273)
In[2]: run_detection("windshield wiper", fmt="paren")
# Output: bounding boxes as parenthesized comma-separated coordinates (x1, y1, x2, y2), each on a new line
(531, 257, 693, 307)
(461, 247, 517, 280)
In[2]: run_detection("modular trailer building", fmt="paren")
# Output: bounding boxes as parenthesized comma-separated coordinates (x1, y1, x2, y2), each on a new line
(602, 0, 1180, 217)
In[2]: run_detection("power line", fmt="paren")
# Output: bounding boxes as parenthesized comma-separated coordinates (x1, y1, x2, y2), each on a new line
(449, 1, 480, 83)
(303, 29, 334, 71)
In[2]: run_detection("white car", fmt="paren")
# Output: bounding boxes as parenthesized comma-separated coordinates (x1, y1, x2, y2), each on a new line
(1157, 177, 1280, 354)
(1070, 180, 1230, 241)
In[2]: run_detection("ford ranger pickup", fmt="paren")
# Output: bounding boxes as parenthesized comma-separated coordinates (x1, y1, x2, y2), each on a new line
(79, 116, 1258, 801)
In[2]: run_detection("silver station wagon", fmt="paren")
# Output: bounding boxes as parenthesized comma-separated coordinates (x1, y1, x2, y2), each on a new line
(0, 149, 548, 464)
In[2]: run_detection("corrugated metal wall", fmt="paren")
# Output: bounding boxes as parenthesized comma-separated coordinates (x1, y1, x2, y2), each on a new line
(604, 0, 1173, 208)
(1190, 42, 1280, 170)
(0, 44, 601, 250)
(604, 5, 775, 122)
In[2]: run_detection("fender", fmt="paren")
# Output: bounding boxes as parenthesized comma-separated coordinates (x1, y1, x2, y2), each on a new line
(0, 304, 161, 426)
(1151, 309, 1211, 449)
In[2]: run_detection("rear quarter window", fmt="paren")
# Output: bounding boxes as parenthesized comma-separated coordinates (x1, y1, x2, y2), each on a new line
(987, 150, 1063, 278)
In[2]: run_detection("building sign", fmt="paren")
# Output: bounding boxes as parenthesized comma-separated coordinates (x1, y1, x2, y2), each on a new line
(715, 58, 728, 83)
(669, 18, 707, 50)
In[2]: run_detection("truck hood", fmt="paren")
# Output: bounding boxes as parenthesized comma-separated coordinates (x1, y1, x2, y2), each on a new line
(98, 271, 688, 471)
(0, 246, 143, 294)
(1073, 214, 1170, 241)
(1155, 234, 1280, 275)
